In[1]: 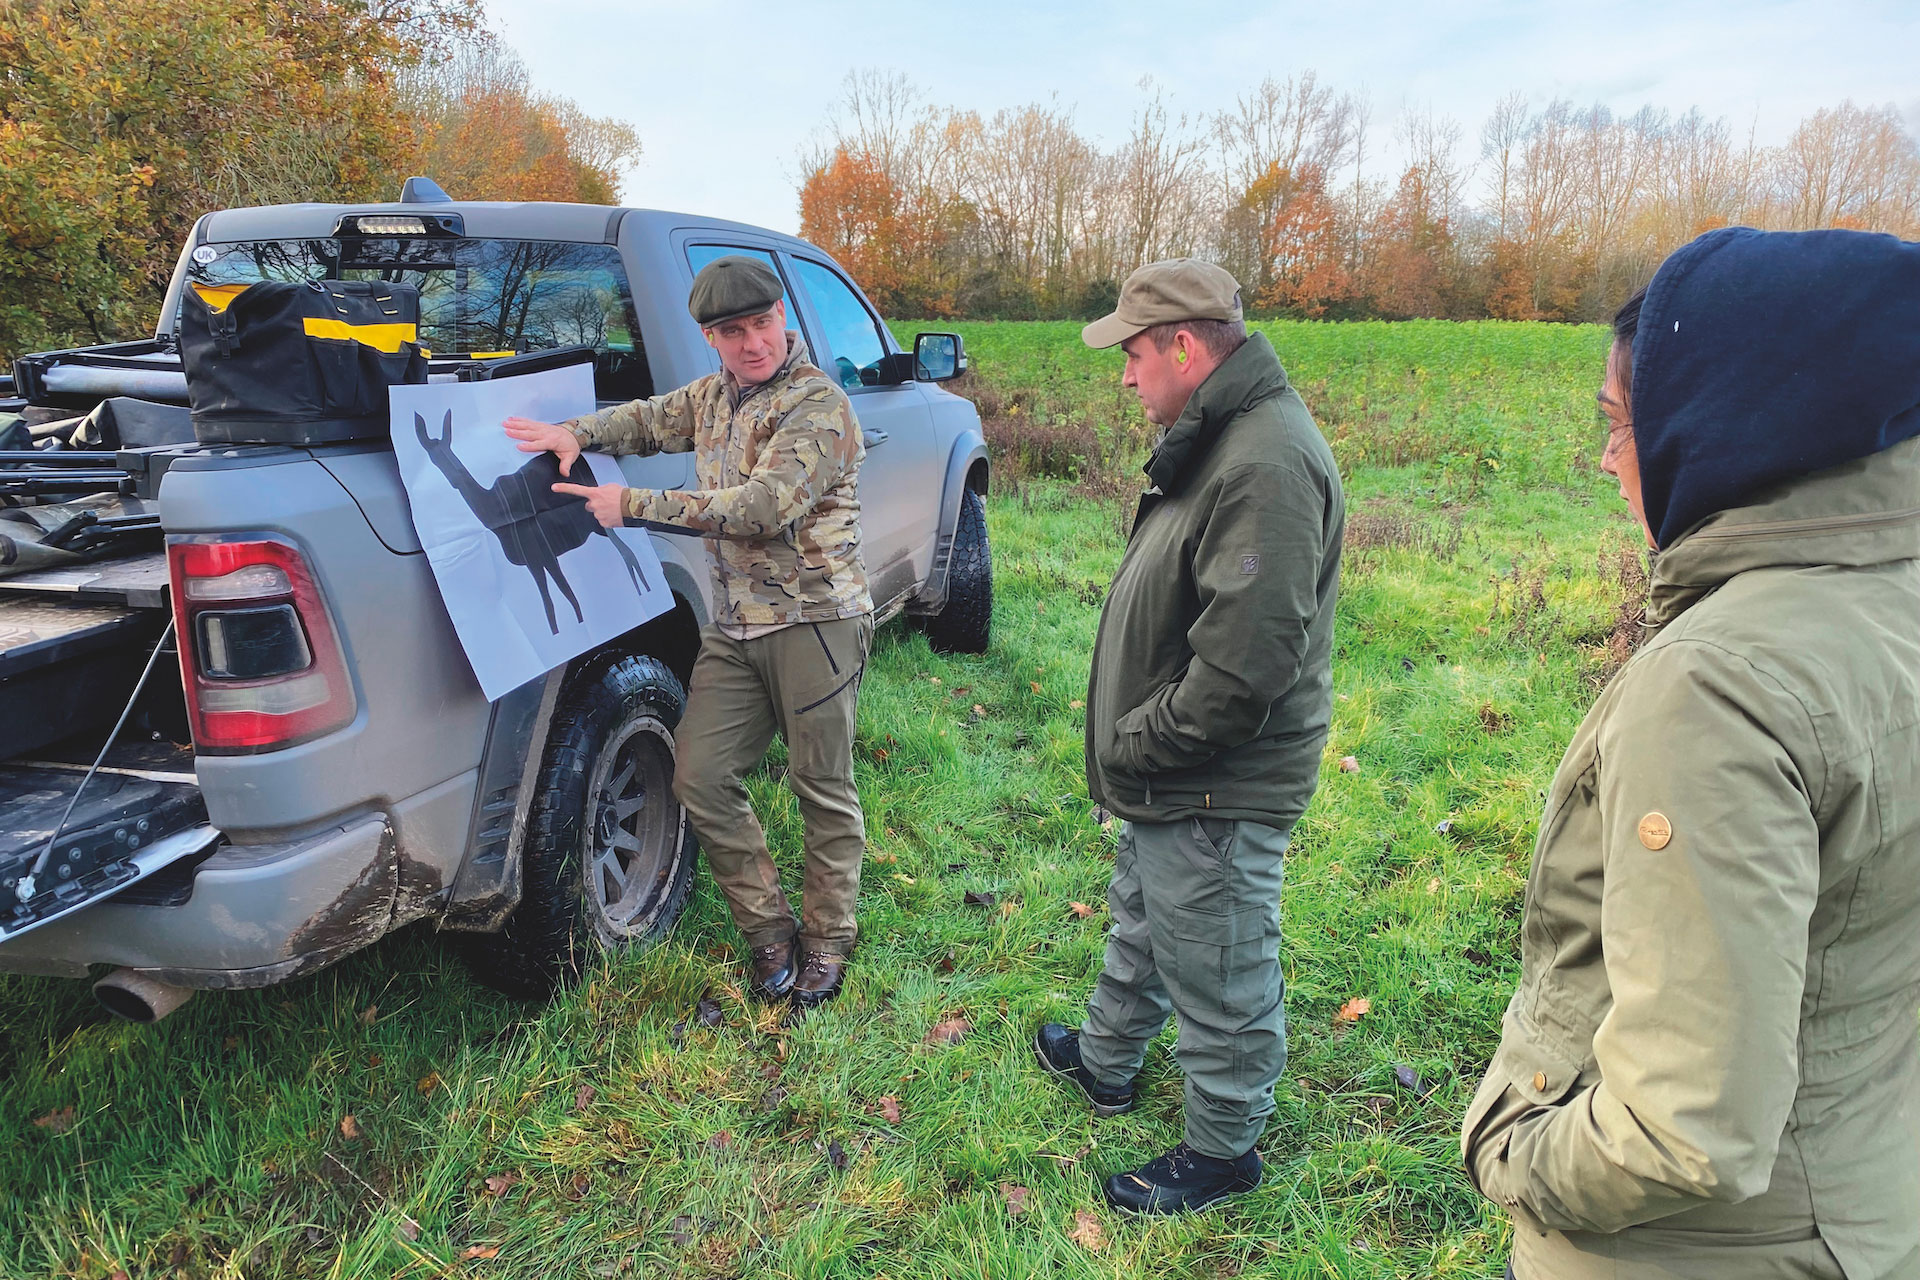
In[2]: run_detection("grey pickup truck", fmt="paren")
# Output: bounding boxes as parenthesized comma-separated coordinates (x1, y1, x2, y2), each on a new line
(0, 181, 991, 1018)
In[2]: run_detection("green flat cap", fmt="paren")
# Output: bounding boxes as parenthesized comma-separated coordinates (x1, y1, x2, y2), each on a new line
(689, 255, 785, 328)
(1082, 258, 1243, 348)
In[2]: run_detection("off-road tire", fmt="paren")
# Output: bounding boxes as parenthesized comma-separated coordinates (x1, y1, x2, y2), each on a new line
(920, 486, 991, 654)
(459, 654, 697, 999)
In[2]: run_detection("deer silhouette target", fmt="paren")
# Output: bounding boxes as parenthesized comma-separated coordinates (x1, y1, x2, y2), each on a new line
(415, 410, 651, 634)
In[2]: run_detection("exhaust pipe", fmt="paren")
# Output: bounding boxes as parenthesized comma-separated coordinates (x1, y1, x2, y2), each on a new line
(92, 968, 195, 1024)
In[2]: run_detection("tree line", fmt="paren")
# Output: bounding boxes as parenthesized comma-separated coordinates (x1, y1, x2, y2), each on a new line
(797, 70, 1920, 322)
(0, 0, 639, 360)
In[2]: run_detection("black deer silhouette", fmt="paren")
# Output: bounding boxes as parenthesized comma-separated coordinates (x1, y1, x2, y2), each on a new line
(416, 410, 650, 634)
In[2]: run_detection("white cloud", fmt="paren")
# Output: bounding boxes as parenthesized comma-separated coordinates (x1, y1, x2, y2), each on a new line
(483, 0, 1920, 233)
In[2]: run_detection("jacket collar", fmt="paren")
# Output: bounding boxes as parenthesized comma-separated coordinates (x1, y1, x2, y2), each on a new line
(1143, 331, 1288, 494)
(724, 332, 812, 404)
(1646, 434, 1920, 627)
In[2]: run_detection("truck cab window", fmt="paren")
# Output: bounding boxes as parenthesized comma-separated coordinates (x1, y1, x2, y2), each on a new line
(789, 259, 887, 392)
(181, 238, 654, 402)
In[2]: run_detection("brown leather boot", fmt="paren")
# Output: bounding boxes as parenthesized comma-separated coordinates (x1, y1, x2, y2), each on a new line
(749, 937, 798, 1001)
(790, 951, 847, 1008)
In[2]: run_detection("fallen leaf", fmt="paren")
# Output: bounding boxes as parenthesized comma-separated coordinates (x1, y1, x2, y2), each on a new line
(338, 1114, 362, 1141)
(924, 1017, 970, 1046)
(707, 1130, 733, 1153)
(936, 951, 957, 974)
(459, 1245, 499, 1260)
(971, 703, 986, 716)
(171, 1241, 193, 1266)
(759, 1086, 789, 1112)
(999, 900, 1018, 917)
(109, 1270, 129, 1280)
(563, 1172, 590, 1201)
(32, 1106, 75, 1134)
(417, 1071, 441, 1096)
(1069, 698, 1084, 710)
(367, 1054, 383, 1068)
(1069, 1209, 1108, 1253)
(1335, 996, 1372, 1023)
(1069, 902, 1096, 918)
(827, 1139, 849, 1170)
(876, 1095, 902, 1123)
(1426, 877, 1442, 894)
(668, 1215, 697, 1247)
(871, 850, 898, 865)
(483, 1172, 519, 1196)
(1338, 756, 1360, 773)
(223, 1035, 241, 1052)
(395, 1217, 420, 1243)
(574, 1083, 597, 1111)
(963, 890, 996, 908)
(1000, 1182, 1031, 1216)
(873, 748, 889, 762)
(929, 676, 941, 686)
(358, 1004, 378, 1026)
(1030, 681, 1043, 694)
(892, 873, 916, 886)
(696, 997, 724, 1028)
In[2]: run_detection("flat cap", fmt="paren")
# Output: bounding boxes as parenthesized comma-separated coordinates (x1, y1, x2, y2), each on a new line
(689, 255, 785, 328)
(1082, 258, 1243, 349)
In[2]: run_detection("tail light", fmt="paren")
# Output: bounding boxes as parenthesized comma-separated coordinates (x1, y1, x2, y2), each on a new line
(168, 536, 357, 753)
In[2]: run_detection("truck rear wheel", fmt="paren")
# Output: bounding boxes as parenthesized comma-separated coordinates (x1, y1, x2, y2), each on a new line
(459, 654, 697, 999)
(920, 486, 992, 654)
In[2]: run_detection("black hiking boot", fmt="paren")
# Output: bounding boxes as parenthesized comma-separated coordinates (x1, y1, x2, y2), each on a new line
(1033, 1023, 1135, 1117)
(1102, 1141, 1262, 1214)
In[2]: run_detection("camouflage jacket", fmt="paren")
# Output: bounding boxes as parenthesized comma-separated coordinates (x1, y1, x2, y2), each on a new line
(564, 334, 871, 627)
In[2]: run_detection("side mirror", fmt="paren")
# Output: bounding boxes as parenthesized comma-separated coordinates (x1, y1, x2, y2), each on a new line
(913, 332, 966, 382)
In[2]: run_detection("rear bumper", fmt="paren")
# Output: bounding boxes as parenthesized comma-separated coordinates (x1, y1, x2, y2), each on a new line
(0, 812, 394, 988)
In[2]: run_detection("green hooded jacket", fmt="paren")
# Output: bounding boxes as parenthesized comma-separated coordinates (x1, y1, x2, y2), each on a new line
(1463, 437, 1920, 1279)
(1084, 331, 1344, 829)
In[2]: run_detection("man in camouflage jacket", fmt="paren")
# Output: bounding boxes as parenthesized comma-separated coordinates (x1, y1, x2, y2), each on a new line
(510, 254, 871, 1006)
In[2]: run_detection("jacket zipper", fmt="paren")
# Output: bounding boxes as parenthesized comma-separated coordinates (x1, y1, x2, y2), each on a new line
(1687, 505, 1920, 541)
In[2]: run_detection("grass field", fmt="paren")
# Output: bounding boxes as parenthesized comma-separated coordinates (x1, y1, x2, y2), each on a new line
(1, 320, 1640, 1279)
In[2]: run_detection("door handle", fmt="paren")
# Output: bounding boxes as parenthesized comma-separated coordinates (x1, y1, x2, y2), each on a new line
(862, 428, 889, 447)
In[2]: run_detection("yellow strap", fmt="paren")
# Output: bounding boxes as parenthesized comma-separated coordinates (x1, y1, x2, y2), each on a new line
(468, 350, 516, 359)
(189, 282, 249, 314)
(301, 317, 419, 353)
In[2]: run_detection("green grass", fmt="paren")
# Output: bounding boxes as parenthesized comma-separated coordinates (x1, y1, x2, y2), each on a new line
(1, 321, 1642, 1278)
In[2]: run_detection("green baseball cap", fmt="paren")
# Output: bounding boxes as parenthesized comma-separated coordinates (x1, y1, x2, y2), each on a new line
(689, 255, 785, 328)
(1082, 258, 1244, 349)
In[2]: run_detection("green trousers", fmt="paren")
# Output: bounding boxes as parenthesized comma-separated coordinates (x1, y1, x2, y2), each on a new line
(1078, 816, 1290, 1159)
(672, 616, 872, 957)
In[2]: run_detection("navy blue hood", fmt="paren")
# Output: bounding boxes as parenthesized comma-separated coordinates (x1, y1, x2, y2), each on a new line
(1632, 227, 1920, 548)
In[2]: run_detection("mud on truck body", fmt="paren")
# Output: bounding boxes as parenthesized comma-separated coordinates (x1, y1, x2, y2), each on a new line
(0, 184, 991, 1019)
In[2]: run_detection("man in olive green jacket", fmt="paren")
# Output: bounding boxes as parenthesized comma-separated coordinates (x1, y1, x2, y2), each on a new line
(1468, 228, 1920, 1279)
(1034, 259, 1344, 1214)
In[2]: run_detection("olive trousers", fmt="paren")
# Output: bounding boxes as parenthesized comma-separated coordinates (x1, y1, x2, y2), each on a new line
(672, 616, 871, 957)
(1077, 816, 1290, 1159)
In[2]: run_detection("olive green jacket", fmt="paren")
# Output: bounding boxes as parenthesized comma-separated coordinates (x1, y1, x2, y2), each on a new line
(1084, 332, 1344, 830)
(1464, 437, 1920, 1279)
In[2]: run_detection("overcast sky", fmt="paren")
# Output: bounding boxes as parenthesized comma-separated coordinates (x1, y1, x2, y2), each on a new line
(485, 0, 1920, 233)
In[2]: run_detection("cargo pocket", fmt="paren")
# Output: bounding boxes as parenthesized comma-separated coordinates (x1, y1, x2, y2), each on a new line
(1170, 902, 1279, 1019)
(1460, 1036, 1583, 1192)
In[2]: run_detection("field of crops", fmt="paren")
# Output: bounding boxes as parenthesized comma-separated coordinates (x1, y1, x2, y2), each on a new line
(1, 320, 1642, 1279)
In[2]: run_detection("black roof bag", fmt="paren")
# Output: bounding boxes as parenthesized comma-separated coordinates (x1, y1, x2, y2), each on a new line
(179, 279, 428, 445)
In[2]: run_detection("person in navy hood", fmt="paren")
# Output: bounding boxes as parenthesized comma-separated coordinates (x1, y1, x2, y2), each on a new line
(1620, 226, 1920, 549)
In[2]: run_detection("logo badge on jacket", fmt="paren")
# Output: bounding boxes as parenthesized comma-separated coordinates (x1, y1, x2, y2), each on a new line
(1241, 555, 1260, 575)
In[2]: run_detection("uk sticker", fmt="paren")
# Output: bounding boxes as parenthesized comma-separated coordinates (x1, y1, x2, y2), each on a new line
(1241, 555, 1260, 575)
(191, 246, 219, 264)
